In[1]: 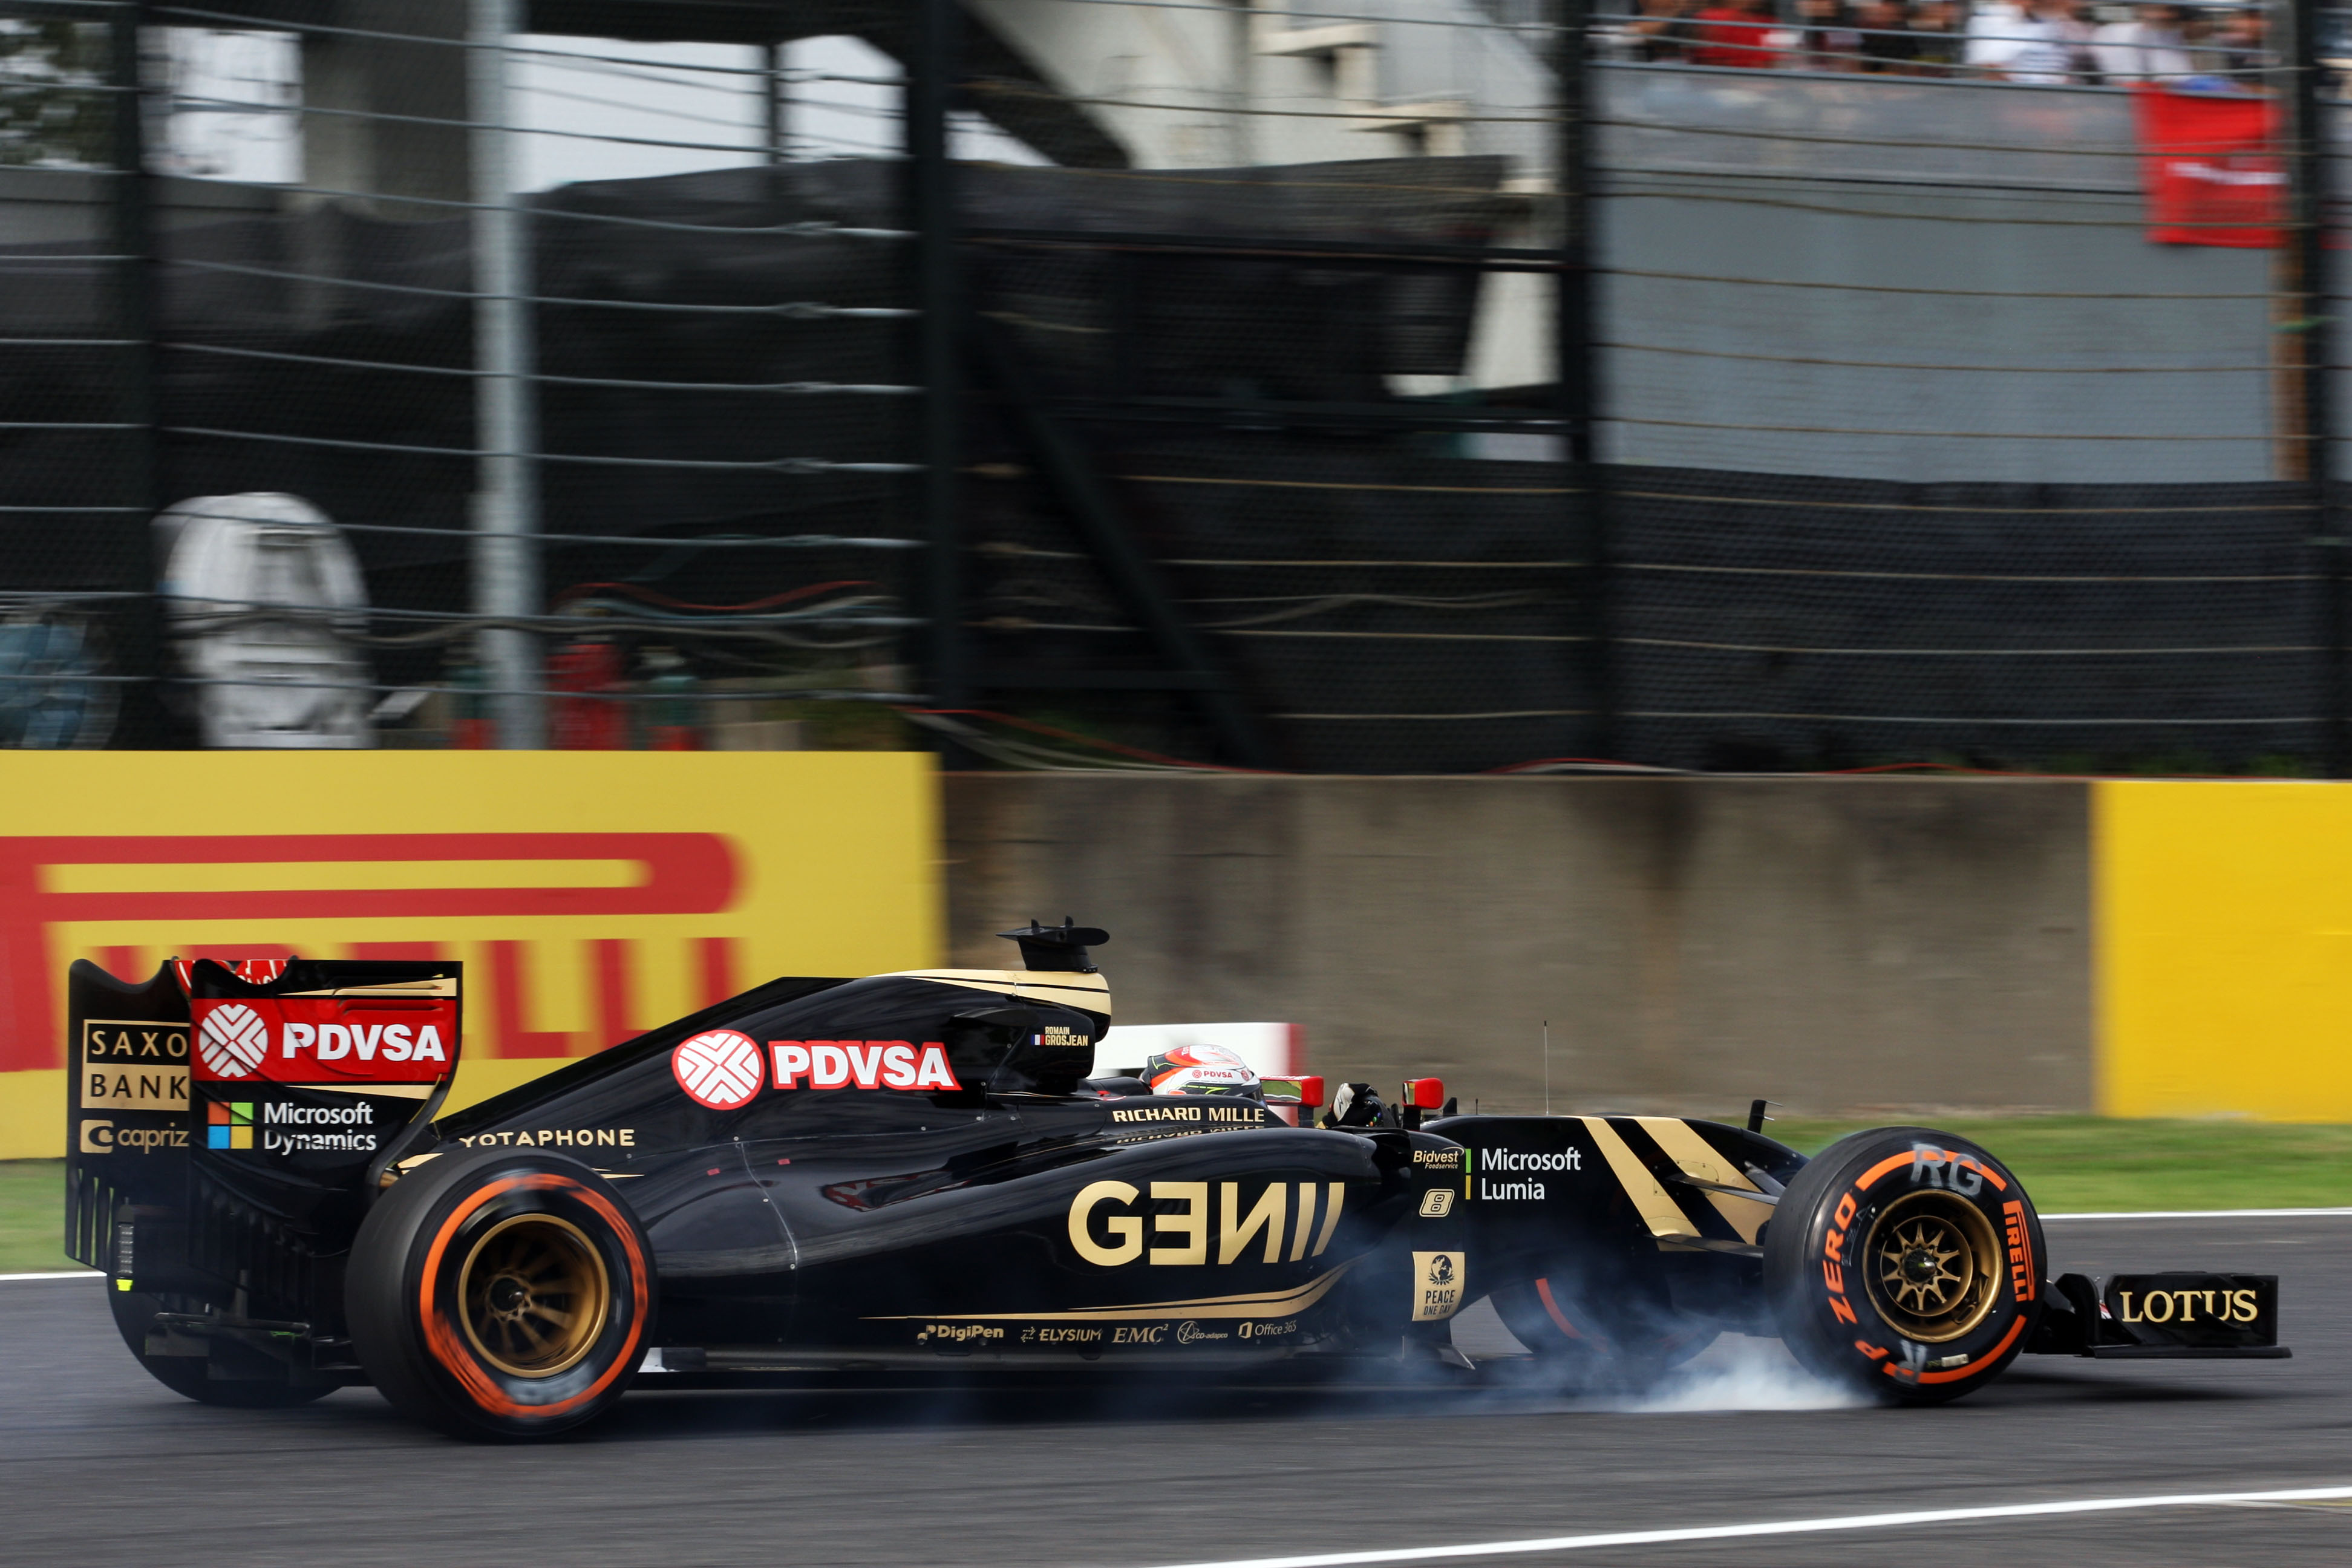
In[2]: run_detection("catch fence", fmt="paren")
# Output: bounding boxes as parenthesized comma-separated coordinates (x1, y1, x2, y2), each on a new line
(0, 0, 2347, 773)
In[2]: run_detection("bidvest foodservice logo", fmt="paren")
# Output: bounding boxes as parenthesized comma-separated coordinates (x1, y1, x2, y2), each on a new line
(669, 1029, 962, 1108)
(191, 996, 454, 1085)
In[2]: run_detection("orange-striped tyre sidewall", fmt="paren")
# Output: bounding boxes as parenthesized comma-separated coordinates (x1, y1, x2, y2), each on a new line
(1762, 1126, 2045, 1406)
(348, 1148, 654, 1440)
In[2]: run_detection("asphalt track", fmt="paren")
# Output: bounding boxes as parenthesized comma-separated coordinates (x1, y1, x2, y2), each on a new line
(3, 1215, 2346, 1567)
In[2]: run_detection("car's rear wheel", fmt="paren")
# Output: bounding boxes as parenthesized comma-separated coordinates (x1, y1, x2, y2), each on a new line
(348, 1147, 654, 1440)
(1763, 1126, 2044, 1405)
(107, 1286, 336, 1408)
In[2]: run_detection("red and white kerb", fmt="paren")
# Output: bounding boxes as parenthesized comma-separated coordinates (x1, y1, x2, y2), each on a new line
(671, 1029, 764, 1109)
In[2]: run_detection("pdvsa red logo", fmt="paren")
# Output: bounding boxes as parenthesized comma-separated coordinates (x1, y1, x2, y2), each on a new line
(189, 996, 454, 1085)
(672, 1030, 763, 1108)
(771, 1040, 958, 1092)
(197, 1003, 270, 1078)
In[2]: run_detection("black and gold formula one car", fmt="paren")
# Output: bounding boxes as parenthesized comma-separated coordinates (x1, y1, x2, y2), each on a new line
(64, 923, 2287, 1439)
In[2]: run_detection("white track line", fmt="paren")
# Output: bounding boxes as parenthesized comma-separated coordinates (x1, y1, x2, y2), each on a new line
(2043, 1207, 2352, 1220)
(1142, 1486, 2352, 1568)
(0, 1270, 98, 1282)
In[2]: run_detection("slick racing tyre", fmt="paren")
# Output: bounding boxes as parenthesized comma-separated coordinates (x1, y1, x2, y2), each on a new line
(1763, 1126, 2044, 1405)
(348, 1147, 655, 1441)
(108, 1286, 335, 1409)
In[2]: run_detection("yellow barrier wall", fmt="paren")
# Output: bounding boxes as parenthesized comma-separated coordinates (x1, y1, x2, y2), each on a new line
(0, 751, 938, 1158)
(2097, 779, 2352, 1120)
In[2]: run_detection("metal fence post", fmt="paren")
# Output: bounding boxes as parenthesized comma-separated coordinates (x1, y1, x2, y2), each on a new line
(2287, 0, 2346, 777)
(1556, 0, 1609, 760)
(109, 0, 167, 746)
(910, 0, 966, 742)
(2284, 0, 2342, 776)
(763, 40, 788, 163)
(468, 0, 544, 748)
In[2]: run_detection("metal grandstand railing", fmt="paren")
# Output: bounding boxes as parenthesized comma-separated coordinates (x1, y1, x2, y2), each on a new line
(0, 0, 2345, 773)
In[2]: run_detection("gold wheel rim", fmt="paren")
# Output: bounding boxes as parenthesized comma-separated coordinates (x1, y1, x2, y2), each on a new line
(1863, 1189, 2002, 1344)
(457, 1214, 609, 1378)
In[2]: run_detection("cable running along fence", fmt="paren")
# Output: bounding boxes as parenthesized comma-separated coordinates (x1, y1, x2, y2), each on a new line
(0, 0, 2346, 771)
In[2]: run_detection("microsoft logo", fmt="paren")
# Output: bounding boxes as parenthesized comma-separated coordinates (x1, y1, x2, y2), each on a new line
(206, 1100, 253, 1150)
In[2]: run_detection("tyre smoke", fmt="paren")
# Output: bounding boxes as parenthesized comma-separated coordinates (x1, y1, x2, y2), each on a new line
(1607, 1334, 1867, 1413)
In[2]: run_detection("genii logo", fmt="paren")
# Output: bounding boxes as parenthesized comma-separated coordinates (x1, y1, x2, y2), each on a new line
(673, 1030, 763, 1108)
(1068, 1180, 1347, 1267)
(190, 996, 455, 1085)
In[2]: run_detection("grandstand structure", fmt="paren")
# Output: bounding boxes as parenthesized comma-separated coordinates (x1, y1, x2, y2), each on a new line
(0, 0, 2346, 775)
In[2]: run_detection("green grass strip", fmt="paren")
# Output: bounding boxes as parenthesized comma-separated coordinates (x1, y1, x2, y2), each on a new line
(0, 1160, 76, 1275)
(1770, 1116, 2352, 1215)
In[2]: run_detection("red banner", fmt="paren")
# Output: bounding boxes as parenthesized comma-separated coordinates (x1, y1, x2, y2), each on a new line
(2132, 86, 2284, 249)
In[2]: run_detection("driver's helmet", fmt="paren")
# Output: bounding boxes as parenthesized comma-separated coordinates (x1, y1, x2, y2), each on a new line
(1144, 1042, 1261, 1098)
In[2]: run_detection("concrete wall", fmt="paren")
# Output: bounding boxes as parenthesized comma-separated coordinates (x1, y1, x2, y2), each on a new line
(947, 775, 2091, 1119)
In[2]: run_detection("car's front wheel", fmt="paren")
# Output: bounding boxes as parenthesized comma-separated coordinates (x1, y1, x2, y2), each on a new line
(347, 1147, 655, 1440)
(1763, 1126, 2044, 1404)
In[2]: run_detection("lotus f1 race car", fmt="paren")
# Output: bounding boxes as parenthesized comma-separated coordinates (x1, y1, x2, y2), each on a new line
(65, 922, 2288, 1439)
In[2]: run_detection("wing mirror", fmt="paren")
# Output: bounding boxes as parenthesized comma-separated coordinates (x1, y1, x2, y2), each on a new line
(1400, 1077, 1445, 1131)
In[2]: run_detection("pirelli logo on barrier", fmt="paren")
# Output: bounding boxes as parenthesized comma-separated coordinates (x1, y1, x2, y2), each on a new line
(4, 754, 938, 1087)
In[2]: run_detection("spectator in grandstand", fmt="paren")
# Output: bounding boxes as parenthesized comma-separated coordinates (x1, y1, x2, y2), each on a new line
(1854, 0, 1922, 71)
(2200, 4, 2275, 76)
(1690, 0, 1780, 67)
(2092, 4, 2194, 80)
(1965, 0, 2091, 82)
(1606, 0, 1696, 61)
(1907, 0, 1970, 74)
(1794, 0, 1867, 68)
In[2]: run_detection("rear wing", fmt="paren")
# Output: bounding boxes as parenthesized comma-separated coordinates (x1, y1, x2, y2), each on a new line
(65, 956, 462, 1301)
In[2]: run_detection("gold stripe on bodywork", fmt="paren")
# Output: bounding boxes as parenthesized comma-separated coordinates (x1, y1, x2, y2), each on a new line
(863, 1263, 1351, 1322)
(1578, 1116, 1705, 1248)
(1635, 1117, 1770, 1244)
(893, 969, 1114, 1018)
(276, 978, 460, 998)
